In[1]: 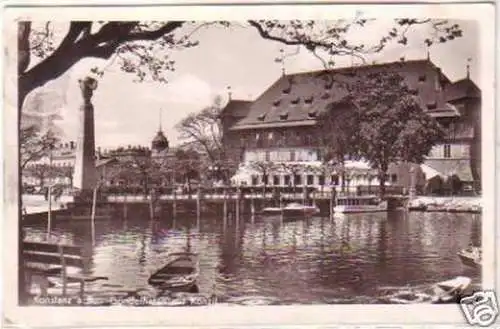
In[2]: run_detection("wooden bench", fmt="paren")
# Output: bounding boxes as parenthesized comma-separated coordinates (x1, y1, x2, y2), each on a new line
(23, 241, 108, 299)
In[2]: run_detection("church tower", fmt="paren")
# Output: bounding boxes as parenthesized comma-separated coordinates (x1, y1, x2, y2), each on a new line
(151, 109, 169, 156)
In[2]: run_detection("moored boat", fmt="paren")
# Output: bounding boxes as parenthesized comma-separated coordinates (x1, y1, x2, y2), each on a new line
(333, 196, 387, 214)
(382, 276, 472, 304)
(148, 252, 200, 291)
(431, 276, 472, 303)
(261, 202, 320, 217)
(458, 246, 481, 269)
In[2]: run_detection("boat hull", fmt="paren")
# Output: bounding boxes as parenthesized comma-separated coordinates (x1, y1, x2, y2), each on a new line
(458, 253, 481, 269)
(261, 205, 319, 218)
(148, 253, 200, 292)
(333, 205, 388, 214)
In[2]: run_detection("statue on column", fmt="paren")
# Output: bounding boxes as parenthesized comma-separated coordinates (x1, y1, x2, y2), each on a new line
(79, 76, 98, 105)
(72, 75, 99, 204)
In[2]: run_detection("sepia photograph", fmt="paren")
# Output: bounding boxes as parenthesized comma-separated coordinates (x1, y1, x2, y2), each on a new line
(2, 2, 497, 328)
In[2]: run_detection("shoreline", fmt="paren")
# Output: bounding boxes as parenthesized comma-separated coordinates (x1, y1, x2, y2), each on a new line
(407, 196, 481, 213)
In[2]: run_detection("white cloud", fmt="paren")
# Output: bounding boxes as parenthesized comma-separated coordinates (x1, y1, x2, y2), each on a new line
(162, 74, 215, 106)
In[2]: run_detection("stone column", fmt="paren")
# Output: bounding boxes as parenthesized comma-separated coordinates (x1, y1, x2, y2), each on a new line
(73, 77, 98, 199)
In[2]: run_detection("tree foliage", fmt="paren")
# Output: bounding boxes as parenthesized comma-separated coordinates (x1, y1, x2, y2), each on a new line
(176, 96, 225, 164)
(18, 19, 462, 111)
(344, 72, 446, 196)
(20, 125, 59, 169)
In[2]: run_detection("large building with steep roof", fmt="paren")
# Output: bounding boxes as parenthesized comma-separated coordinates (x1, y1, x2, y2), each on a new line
(221, 58, 481, 193)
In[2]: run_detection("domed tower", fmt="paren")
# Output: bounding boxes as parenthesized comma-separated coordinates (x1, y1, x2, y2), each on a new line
(152, 129, 169, 152)
(151, 109, 169, 155)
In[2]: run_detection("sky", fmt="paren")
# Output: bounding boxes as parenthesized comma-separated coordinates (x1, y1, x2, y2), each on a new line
(23, 19, 479, 151)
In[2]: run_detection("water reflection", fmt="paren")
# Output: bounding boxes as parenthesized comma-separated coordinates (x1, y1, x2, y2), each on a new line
(24, 211, 481, 304)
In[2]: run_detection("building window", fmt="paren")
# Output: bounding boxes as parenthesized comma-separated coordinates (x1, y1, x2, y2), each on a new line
(318, 175, 325, 186)
(294, 174, 302, 186)
(268, 132, 273, 140)
(305, 134, 313, 146)
(284, 175, 291, 186)
(331, 174, 339, 186)
(307, 175, 314, 186)
(391, 174, 397, 183)
(273, 175, 280, 186)
(444, 144, 451, 158)
(290, 150, 296, 161)
(265, 151, 270, 161)
(255, 133, 260, 141)
(251, 175, 258, 186)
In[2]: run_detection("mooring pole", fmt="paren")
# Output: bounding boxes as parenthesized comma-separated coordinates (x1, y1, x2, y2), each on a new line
(235, 187, 240, 222)
(250, 188, 256, 224)
(91, 187, 97, 245)
(47, 185, 52, 239)
(223, 188, 228, 220)
(173, 189, 177, 219)
(196, 188, 201, 227)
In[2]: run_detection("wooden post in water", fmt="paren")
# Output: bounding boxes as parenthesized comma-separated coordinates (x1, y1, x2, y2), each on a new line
(250, 189, 255, 217)
(123, 193, 128, 219)
(196, 188, 201, 226)
(235, 188, 240, 222)
(223, 188, 228, 221)
(47, 185, 52, 239)
(91, 187, 97, 245)
(148, 191, 154, 220)
(58, 245, 67, 296)
(173, 189, 177, 219)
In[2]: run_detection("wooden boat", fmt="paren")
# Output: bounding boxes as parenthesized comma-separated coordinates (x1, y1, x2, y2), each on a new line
(458, 246, 482, 268)
(431, 276, 472, 303)
(261, 202, 320, 217)
(148, 252, 199, 291)
(383, 276, 472, 304)
(333, 196, 387, 214)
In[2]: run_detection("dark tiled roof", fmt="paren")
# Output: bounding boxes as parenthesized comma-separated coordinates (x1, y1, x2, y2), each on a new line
(220, 100, 253, 118)
(445, 78, 481, 102)
(423, 159, 473, 181)
(234, 59, 452, 128)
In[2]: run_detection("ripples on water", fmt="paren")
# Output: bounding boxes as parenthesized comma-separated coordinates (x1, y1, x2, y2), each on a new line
(24, 210, 482, 304)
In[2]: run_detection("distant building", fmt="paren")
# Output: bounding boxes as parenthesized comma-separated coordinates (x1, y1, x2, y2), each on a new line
(221, 58, 480, 194)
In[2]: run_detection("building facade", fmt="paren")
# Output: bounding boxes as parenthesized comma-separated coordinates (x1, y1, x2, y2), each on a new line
(221, 59, 481, 194)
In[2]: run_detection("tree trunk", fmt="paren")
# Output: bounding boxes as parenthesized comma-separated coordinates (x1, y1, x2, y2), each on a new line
(378, 171, 387, 198)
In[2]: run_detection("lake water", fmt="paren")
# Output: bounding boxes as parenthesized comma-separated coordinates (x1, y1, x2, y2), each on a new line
(24, 210, 481, 304)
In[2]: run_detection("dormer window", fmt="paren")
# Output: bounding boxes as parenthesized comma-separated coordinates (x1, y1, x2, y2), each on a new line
(282, 86, 291, 94)
(418, 74, 426, 82)
(324, 83, 333, 90)
(291, 97, 300, 105)
(427, 101, 437, 110)
(321, 92, 330, 100)
(257, 113, 266, 121)
(272, 99, 281, 107)
(279, 112, 289, 120)
(409, 87, 419, 95)
(308, 110, 317, 118)
(304, 96, 314, 104)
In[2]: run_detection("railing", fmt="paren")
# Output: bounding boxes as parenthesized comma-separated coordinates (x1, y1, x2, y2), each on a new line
(103, 185, 407, 203)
